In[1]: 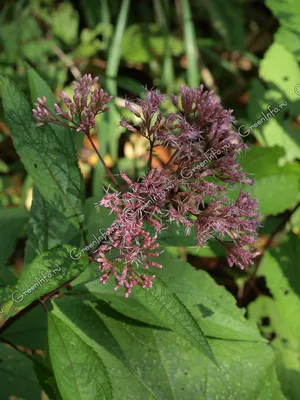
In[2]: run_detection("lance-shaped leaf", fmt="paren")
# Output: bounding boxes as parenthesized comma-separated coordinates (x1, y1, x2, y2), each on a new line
(7, 245, 88, 318)
(26, 187, 80, 259)
(48, 312, 113, 400)
(0, 76, 85, 229)
(87, 277, 216, 365)
(27, 67, 84, 151)
(50, 296, 285, 400)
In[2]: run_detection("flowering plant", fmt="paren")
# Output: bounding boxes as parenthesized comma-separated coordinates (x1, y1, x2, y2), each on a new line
(32, 75, 260, 297)
(1, 70, 273, 400)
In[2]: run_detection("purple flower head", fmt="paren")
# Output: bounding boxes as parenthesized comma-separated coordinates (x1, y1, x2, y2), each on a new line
(32, 74, 112, 132)
(93, 170, 172, 297)
(33, 75, 260, 296)
(110, 84, 261, 293)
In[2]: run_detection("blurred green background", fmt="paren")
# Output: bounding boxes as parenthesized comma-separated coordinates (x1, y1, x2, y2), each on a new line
(0, 1, 299, 398)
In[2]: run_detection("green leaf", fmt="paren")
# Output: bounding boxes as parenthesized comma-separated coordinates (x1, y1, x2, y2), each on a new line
(229, 146, 300, 215)
(150, 222, 198, 246)
(154, 251, 263, 341)
(0, 206, 28, 266)
(135, 278, 217, 363)
(51, 2, 79, 46)
(85, 250, 262, 342)
(7, 245, 88, 318)
(87, 273, 216, 364)
(0, 265, 17, 286)
(248, 233, 300, 400)
(95, 303, 284, 400)
(1, 76, 85, 230)
(26, 187, 80, 259)
(0, 342, 41, 399)
(33, 354, 63, 400)
(274, 27, 300, 61)
(48, 311, 113, 400)
(266, 0, 300, 59)
(27, 67, 77, 151)
(50, 297, 157, 399)
(0, 305, 47, 350)
(0, 286, 14, 321)
(121, 24, 183, 64)
(248, 43, 300, 163)
(244, 174, 299, 216)
(51, 296, 285, 400)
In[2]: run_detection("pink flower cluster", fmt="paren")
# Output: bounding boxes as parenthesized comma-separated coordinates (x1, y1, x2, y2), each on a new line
(94, 169, 173, 297)
(33, 75, 260, 297)
(33, 74, 112, 132)
(95, 85, 260, 294)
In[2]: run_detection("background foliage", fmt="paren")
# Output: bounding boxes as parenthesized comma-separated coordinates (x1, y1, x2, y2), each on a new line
(0, 0, 299, 399)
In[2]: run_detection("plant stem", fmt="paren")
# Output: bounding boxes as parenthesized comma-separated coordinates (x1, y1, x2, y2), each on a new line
(164, 148, 179, 169)
(85, 130, 120, 189)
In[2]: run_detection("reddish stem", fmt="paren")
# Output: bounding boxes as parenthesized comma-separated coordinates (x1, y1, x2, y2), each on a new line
(84, 130, 120, 189)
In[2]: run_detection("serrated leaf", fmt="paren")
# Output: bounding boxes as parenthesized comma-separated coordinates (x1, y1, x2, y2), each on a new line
(51, 297, 157, 399)
(51, 296, 285, 400)
(85, 251, 265, 342)
(26, 186, 80, 258)
(27, 67, 76, 150)
(1, 76, 85, 229)
(7, 245, 88, 318)
(249, 233, 300, 400)
(48, 312, 113, 400)
(135, 278, 217, 363)
(87, 275, 216, 364)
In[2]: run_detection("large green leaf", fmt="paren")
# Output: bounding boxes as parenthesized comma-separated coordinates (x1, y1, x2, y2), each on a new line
(50, 297, 157, 399)
(27, 67, 76, 150)
(87, 273, 216, 363)
(249, 233, 300, 400)
(228, 146, 300, 215)
(266, 0, 300, 59)
(86, 251, 264, 342)
(0, 76, 85, 229)
(248, 43, 300, 163)
(48, 312, 112, 400)
(50, 296, 285, 400)
(7, 245, 88, 318)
